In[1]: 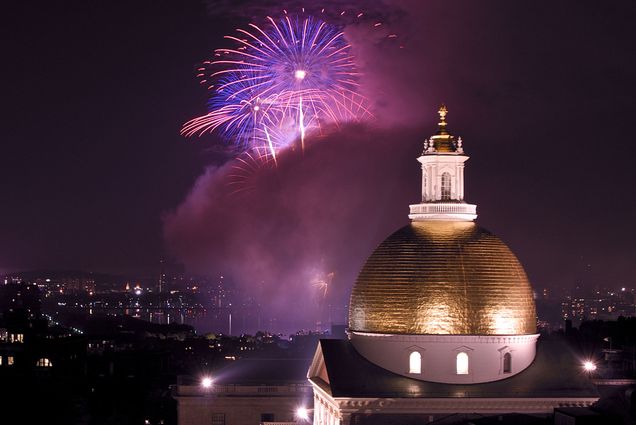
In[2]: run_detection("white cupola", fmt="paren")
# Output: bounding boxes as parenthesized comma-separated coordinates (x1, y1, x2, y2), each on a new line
(408, 105, 477, 221)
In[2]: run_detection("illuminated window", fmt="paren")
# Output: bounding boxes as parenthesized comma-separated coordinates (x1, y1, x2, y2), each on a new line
(0, 356, 2, 366)
(456, 352, 469, 374)
(7, 356, 14, 365)
(503, 352, 512, 374)
(441, 172, 451, 200)
(36, 358, 53, 367)
(409, 351, 421, 374)
(9, 333, 24, 343)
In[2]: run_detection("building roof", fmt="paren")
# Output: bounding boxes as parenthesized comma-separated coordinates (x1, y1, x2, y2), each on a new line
(213, 358, 310, 385)
(349, 221, 536, 335)
(312, 338, 599, 399)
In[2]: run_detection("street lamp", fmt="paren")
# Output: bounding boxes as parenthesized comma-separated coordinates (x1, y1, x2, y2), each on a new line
(201, 376, 213, 388)
(295, 406, 311, 422)
(583, 360, 597, 373)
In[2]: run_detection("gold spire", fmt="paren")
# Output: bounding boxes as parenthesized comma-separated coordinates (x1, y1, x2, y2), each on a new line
(424, 104, 462, 154)
(437, 104, 448, 135)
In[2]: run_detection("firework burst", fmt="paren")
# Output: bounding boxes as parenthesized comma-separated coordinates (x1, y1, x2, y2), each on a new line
(312, 271, 335, 301)
(182, 14, 371, 158)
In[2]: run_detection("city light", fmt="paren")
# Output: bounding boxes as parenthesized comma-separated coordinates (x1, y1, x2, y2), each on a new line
(295, 407, 310, 421)
(583, 361, 597, 372)
(201, 376, 213, 388)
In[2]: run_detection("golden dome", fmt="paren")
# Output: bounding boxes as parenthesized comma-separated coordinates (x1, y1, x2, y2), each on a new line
(349, 221, 537, 335)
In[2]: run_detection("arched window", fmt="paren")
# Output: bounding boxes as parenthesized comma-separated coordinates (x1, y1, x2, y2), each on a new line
(36, 358, 53, 367)
(441, 172, 451, 200)
(456, 352, 468, 374)
(409, 351, 421, 374)
(503, 352, 512, 374)
(422, 173, 427, 202)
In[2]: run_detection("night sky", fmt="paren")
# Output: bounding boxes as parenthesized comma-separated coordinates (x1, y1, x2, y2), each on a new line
(3, 1, 636, 328)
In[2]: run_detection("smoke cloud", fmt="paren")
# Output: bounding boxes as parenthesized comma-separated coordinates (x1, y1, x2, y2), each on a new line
(163, 126, 422, 333)
(164, 1, 441, 333)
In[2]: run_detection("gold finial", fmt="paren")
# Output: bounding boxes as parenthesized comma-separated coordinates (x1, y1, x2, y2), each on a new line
(438, 104, 448, 127)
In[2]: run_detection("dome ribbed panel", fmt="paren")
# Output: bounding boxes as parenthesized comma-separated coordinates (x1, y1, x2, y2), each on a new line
(349, 221, 537, 335)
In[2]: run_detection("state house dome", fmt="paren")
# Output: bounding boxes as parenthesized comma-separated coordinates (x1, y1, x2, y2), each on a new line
(349, 220, 537, 335)
(346, 106, 539, 384)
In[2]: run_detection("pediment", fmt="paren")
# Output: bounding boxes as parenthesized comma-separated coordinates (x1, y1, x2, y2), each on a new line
(453, 345, 474, 352)
(308, 341, 330, 384)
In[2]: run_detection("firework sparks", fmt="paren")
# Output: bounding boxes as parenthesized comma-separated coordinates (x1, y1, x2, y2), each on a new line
(225, 150, 276, 196)
(182, 14, 371, 159)
(313, 271, 335, 300)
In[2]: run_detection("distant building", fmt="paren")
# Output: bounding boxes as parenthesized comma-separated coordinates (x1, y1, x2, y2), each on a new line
(174, 358, 311, 425)
(0, 311, 86, 377)
(0, 282, 41, 317)
(329, 324, 346, 340)
(559, 287, 636, 327)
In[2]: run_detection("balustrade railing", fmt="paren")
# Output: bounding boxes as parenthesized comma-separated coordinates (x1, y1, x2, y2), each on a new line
(409, 203, 476, 215)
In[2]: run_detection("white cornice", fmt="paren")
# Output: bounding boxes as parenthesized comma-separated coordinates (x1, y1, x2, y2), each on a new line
(350, 331, 540, 344)
(333, 396, 599, 414)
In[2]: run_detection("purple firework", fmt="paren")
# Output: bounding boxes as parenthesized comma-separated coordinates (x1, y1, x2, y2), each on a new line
(182, 14, 371, 159)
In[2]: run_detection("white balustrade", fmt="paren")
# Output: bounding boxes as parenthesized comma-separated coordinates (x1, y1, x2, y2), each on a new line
(409, 203, 477, 216)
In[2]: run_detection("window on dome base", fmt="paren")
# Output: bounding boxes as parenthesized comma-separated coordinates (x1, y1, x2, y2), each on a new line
(456, 352, 469, 374)
(441, 172, 451, 200)
(36, 358, 53, 367)
(409, 351, 421, 374)
(503, 352, 512, 374)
